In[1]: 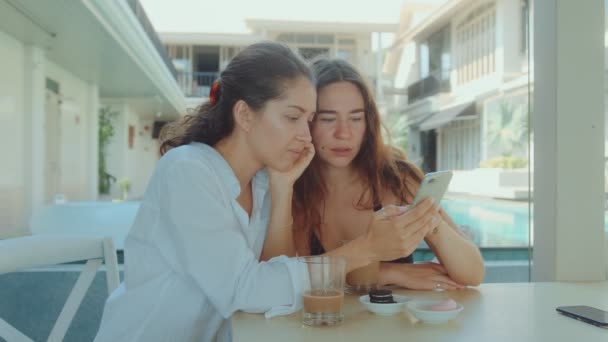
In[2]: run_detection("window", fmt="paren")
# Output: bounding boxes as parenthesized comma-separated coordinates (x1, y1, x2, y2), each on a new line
(420, 25, 451, 83)
(298, 47, 330, 61)
(455, 2, 496, 84)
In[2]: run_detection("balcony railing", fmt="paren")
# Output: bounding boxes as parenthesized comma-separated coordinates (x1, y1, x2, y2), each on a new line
(407, 69, 451, 104)
(177, 71, 220, 98)
(126, 0, 177, 79)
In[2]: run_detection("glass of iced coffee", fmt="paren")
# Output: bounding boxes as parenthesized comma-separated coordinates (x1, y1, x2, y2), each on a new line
(341, 240, 379, 294)
(299, 256, 346, 326)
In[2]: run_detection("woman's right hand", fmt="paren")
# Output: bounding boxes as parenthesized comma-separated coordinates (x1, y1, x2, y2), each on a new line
(364, 198, 439, 261)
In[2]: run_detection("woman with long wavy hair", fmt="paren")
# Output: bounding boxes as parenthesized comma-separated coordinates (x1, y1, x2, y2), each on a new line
(266, 58, 485, 290)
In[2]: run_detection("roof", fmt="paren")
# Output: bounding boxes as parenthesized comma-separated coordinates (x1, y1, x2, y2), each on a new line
(419, 101, 477, 131)
(246, 19, 398, 34)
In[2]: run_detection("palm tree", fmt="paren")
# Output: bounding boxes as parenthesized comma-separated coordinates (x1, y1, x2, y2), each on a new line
(486, 100, 530, 157)
(388, 113, 409, 151)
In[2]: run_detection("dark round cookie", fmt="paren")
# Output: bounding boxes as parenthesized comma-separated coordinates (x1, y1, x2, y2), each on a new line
(369, 289, 395, 304)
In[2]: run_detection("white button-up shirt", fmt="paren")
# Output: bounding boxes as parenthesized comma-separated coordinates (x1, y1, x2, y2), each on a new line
(94, 143, 307, 342)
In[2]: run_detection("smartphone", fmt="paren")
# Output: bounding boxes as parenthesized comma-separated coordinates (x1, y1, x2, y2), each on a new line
(411, 171, 453, 207)
(556, 305, 608, 328)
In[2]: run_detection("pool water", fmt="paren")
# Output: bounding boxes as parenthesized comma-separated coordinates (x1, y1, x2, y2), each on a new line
(441, 196, 608, 248)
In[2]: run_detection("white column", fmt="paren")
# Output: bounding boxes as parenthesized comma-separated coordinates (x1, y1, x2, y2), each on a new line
(436, 127, 443, 170)
(495, 0, 521, 79)
(88, 83, 99, 200)
(22, 46, 46, 228)
(533, 0, 605, 281)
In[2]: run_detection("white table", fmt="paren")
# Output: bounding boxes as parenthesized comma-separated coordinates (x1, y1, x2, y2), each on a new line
(233, 282, 608, 341)
(29, 201, 140, 250)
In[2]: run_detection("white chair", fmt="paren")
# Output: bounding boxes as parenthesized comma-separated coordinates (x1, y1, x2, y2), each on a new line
(0, 235, 119, 342)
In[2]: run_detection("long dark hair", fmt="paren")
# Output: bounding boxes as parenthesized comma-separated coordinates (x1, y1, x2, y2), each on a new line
(293, 58, 423, 250)
(159, 41, 313, 155)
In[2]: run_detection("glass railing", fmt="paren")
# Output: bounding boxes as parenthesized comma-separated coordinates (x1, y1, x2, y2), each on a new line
(406, 69, 451, 104)
(176, 71, 220, 98)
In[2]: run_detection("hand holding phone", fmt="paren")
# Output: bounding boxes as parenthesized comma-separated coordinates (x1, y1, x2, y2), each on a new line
(411, 171, 453, 207)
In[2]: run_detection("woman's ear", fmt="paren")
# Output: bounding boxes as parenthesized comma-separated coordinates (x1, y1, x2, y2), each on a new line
(233, 100, 254, 133)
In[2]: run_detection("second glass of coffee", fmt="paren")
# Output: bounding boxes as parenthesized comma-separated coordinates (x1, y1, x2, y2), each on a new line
(341, 240, 379, 294)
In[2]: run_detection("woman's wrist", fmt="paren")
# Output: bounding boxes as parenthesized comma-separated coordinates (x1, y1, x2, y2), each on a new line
(333, 237, 375, 273)
(378, 262, 401, 286)
(270, 186, 293, 201)
(425, 219, 447, 244)
(354, 234, 377, 264)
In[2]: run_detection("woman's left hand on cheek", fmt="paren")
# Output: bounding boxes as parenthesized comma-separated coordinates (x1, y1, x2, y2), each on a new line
(268, 142, 315, 187)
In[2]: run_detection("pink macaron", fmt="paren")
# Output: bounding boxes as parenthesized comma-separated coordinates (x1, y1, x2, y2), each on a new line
(429, 299, 459, 311)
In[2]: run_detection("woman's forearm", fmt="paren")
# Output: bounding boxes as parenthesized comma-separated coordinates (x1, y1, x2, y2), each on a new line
(426, 220, 485, 286)
(323, 237, 375, 273)
(260, 188, 296, 260)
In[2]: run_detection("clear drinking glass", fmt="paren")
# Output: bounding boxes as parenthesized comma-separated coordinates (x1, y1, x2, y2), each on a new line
(299, 256, 346, 326)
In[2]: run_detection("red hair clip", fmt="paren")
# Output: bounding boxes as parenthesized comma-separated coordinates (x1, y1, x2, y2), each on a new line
(209, 81, 220, 106)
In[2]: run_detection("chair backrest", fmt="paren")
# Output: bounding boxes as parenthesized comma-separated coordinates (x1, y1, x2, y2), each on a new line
(0, 235, 119, 342)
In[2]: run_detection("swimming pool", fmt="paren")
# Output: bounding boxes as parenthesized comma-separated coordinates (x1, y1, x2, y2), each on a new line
(441, 196, 608, 248)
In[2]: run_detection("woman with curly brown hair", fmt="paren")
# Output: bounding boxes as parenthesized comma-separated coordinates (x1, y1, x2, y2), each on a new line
(95, 41, 319, 342)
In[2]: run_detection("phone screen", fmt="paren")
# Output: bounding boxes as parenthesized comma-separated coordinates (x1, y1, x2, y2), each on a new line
(556, 306, 608, 326)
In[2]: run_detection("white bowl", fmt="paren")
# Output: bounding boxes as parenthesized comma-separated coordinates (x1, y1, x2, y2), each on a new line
(406, 300, 463, 324)
(359, 294, 410, 316)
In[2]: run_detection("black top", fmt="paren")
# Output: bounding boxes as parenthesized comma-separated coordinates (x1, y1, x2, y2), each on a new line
(309, 232, 413, 263)
(309, 181, 416, 264)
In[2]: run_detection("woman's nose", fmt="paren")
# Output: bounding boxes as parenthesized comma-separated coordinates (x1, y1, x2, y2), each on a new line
(297, 122, 312, 142)
(334, 119, 351, 139)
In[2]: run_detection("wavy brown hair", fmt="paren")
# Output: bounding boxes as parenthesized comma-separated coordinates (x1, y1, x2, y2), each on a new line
(159, 41, 313, 155)
(293, 58, 423, 251)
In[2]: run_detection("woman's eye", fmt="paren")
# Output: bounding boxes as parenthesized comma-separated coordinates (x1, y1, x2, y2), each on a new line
(288, 116, 299, 121)
(351, 117, 363, 122)
(320, 117, 335, 122)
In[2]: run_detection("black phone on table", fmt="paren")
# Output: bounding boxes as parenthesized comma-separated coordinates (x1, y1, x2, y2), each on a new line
(556, 305, 608, 328)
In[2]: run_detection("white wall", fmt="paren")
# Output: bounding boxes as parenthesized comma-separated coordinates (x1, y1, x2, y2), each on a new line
(533, 0, 605, 281)
(0, 30, 26, 237)
(46, 61, 93, 202)
(104, 103, 159, 200)
(133, 119, 159, 197)
(0, 29, 100, 238)
(496, 0, 523, 79)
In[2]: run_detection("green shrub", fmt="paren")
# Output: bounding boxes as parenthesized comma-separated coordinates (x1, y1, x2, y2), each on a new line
(479, 156, 528, 169)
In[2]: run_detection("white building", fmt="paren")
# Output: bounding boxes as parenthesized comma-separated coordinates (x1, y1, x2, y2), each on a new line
(387, 0, 531, 176)
(159, 19, 397, 108)
(0, 0, 186, 238)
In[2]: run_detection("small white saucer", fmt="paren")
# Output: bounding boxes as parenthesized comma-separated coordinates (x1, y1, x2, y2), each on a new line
(406, 300, 463, 324)
(359, 295, 410, 316)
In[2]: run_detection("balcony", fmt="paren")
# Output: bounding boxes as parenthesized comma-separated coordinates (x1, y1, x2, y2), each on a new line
(177, 72, 220, 98)
(407, 69, 451, 105)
